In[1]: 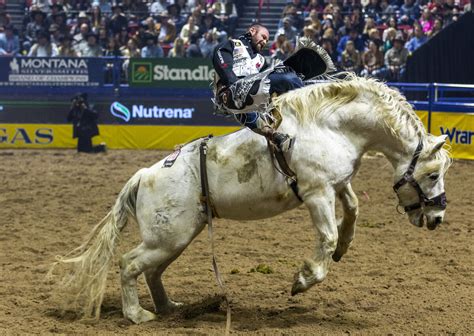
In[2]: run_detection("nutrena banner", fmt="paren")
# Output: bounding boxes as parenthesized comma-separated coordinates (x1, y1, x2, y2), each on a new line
(129, 58, 215, 88)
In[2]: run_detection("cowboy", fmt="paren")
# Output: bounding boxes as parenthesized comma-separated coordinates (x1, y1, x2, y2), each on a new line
(212, 24, 335, 152)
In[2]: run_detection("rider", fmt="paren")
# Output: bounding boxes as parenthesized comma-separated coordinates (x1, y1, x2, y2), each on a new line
(212, 24, 305, 152)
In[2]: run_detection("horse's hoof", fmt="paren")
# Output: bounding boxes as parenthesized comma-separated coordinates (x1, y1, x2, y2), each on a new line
(332, 252, 342, 262)
(126, 308, 157, 324)
(156, 300, 183, 314)
(291, 274, 306, 296)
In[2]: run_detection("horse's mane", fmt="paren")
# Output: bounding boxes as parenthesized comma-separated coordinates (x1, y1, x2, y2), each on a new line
(273, 73, 451, 172)
(274, 72, 425, 137)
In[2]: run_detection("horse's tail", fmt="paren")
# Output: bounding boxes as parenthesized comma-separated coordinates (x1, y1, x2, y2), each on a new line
(49, 168, 145, 320)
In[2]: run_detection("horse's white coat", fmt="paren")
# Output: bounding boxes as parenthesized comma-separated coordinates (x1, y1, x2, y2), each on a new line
(54, 76, 451, 324)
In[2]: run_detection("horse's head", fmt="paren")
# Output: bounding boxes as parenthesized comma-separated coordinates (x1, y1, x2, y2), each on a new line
(394, 135, 451, 230)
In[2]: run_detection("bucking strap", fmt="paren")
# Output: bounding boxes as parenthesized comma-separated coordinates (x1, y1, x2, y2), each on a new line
(199, 136, 231, 336)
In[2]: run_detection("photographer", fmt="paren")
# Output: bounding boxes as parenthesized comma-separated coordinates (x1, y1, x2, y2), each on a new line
(67, 93, 106, 153)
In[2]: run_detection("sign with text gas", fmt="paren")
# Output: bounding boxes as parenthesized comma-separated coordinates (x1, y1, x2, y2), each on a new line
(129, 58, 215, 88)
(0, 57, 104, 86)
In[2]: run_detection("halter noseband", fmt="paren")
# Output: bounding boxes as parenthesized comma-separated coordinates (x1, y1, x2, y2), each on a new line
(393, 140, 447, 213)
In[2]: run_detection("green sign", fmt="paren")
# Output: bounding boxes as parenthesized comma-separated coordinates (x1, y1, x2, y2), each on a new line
(129, 58, 215, 88)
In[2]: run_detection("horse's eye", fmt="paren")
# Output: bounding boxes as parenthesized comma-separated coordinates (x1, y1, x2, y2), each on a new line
(429, 173, 440, 181)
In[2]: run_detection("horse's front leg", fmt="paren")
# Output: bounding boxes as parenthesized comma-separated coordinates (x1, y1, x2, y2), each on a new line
(333, 183, 359, 262)
(292, 188, 337, 295)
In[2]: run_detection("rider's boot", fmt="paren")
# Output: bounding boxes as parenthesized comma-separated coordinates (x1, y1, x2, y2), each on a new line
(254, 122, 295, 152)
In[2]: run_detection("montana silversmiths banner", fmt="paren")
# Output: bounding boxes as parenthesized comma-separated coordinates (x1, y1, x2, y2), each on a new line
(0, 57, 104, 87)
(129, 58, 215, 88)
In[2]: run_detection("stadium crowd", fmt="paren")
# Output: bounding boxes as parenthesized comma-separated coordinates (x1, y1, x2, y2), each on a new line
(0, 0, 470, 81)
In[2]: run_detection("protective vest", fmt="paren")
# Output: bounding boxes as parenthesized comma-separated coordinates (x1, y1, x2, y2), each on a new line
(230, 39, 265, 78)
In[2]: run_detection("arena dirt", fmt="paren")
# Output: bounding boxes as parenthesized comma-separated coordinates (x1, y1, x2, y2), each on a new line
(0, 149, 472, 335)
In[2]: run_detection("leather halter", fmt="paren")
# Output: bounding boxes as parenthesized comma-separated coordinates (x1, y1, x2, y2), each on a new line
(393, 140, 447, 213)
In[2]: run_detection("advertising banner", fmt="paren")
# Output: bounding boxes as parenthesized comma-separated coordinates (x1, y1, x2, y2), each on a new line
(431, 111, 474, 159)
(129, 58, 215, 88)
(0, 97, 236, 126)
(0, 57, 104, 87)
(0, 124, 240, 149)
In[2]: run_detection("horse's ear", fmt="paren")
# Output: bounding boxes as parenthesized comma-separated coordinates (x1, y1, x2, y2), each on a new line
(431, 135, 448, 155)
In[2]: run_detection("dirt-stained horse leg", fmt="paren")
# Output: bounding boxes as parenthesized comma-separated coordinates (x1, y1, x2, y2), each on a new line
(144, 249, 185, 314)
(291, 187, 338, 295)
(333, 183, 359, 262)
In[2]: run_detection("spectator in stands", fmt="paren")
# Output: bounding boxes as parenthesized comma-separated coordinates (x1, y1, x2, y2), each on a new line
(305, 0, 323, 14)
(321, 37, 338, 63)
(364, 0, 382, 19)
(384, 32, 408, 81)
(399, 0, 420, 22)
(0, 24, 20, 56)
(116, 26, 130, 47)
(180, 15, 199, 44)
(104, 37, 121, 56)
(360, 40, 384, 77)
(96, 0, 112, 14)
(218, 0, 239, 36)
(199, 29, 218, 58)
(48, 23, 61, 45)
(0, 3, 11, 29)
(73, 23, 90, 53)
(337, 16, 353, 39)
(141, 32, 164, 57)
(271, 39, 294, 62)
(121, 37, 140, 58)
(405, 23, 427, 53)
(382, 26, 396, 52)
(78, 32, 103, 57)
(336, 28, 364, 59)
(157, 15, 177, 44)
(419, 7, 434, 34)
(175, 0, 193, 16)
(305, 10, 322, 34)
(46, 4, 63, 29)
(25, 6, 47, 48)
(70, 11, 90, 36)
(167, 4, 186, 33)
(168, 36, 185, 57)
(302, 25, 318, 42)
(274, 17, 298, 44)
(150, 0, 169, 16)
(428, 17, 443, 37)
(362, 17, 377, 41)
(186, 33, 202, 57)
(51, 10, 68, 36)
(340, 40, 361, 73)
(90, 3, 104, 33)
(108, 3, 128, 35)
(28, 29, 58, 56)
(58, 34, 78, 57)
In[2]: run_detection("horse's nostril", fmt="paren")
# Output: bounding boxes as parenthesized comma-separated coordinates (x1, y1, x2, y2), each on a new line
(435, 216, 443, 225)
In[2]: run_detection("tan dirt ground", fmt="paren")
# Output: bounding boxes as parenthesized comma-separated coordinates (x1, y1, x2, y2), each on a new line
(0, 149, 472, 335)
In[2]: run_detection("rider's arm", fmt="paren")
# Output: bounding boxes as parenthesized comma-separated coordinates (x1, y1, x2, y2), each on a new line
(212, 40, 238, 87)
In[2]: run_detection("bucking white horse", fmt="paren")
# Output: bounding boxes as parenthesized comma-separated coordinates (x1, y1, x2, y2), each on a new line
(51, 74, 451, 324)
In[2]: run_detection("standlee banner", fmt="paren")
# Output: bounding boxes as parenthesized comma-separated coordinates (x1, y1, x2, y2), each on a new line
(0, 57, 104, 87)
(128, 58, 215, 88)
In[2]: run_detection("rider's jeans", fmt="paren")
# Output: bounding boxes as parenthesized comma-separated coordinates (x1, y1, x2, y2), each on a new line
(235, 72, 304, 129)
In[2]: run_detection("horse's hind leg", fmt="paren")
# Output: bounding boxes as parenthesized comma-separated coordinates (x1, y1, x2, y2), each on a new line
(120, 243, 170, 324)
(144, 249, 185, 314)
(333, 183, 359, 262)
